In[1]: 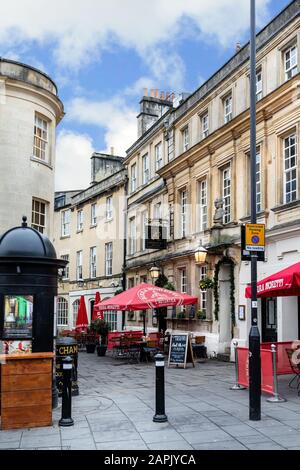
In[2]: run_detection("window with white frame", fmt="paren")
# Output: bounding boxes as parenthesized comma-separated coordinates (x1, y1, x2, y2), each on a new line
(223, 94, 232, 124)
(76, 251, 83, 281)
(61, 210, 71, 237)
(57, 298, 68, 327)
(256, 148, 262, 213)
(106, 196, 113, 220)
(180, 190, 187, 238)
(131, 163, 137, 193)
(105, 243, 113, 276)
(199, 179, 208, 231)
(77, 210, 83, 232)
(199, 266, 207, 319)
(201, 112, 209, 139)
(90, 247, 97, 279)
(256, 69, 263, 101)
(167, 129, 175, 161)
(180, 268, 187, 294)
(73, 299, 80, 327)
(142, 211, 148, 251)
(33, 114, 49, 162)
(104, 311, 117, 332)
(61, 255, 69, 280)
(182, 127, 189, 152)
(155, 142, 163, 171)
(91, 204, 97, 226)
(284, 133, 297, 203)
(284, 44, 298, 81)
(129, 218, 136, 255)
(32, 199, 47, 234)
(142, 154, 150, 185)
(222, 166, 231, 224)
(154, 202, 162, 220)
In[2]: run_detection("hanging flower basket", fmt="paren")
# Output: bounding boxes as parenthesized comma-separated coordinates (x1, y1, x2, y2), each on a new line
(199, 277, 215, 290)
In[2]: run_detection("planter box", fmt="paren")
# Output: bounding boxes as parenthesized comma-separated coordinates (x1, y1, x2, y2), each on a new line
(86, 344, 96, 354)
(97, 346, 107, 357)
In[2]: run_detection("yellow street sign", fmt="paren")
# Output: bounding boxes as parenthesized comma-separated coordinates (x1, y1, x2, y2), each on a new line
(245, 224, 265, 252)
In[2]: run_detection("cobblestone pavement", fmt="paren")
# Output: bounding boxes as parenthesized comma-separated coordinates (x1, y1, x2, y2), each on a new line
(2, 352, 300, 450)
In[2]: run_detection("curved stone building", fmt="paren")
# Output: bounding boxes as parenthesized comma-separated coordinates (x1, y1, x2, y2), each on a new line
(0, 58, 64, 237)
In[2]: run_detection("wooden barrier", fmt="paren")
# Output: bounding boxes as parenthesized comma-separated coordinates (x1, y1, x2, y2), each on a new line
(0, 353, 53, 430)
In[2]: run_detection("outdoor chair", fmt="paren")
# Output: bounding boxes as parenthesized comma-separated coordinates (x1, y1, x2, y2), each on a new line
(286, 348, 300, 390)
(142, 340, 160, 362)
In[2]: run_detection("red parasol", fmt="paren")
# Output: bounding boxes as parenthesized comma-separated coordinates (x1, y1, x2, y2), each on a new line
(92, 292, 104, 321)
(95, 283, 198, 311)
(245, 261, 300, 298)
(76, 296, 89, 332)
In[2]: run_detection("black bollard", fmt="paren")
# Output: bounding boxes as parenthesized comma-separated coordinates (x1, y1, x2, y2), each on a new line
(153, 353, 168, 423)
(59, 356, 74, 427)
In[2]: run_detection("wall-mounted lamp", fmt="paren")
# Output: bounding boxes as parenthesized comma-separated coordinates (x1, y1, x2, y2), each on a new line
(149, 265, 161, 281)
(194, 243, 208, 265)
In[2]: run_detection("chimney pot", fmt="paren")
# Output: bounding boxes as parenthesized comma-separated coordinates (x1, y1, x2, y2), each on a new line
(236, 42, 241, 53)
(160, 91, 165, 100)
(151, 89, 155, 98)
(110, 147, 115, 156)
(143, 88, 148, 97)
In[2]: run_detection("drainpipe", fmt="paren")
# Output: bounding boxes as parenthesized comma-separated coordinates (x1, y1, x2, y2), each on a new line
(122, 175, 129, 330)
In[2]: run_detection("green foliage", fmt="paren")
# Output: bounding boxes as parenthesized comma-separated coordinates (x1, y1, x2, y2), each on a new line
(177, 311, 186, 320)
(199, 277, 215, 290)
(213, 257, 236, 335)
(115, 289, 124, 296)
(155, 274, 175, 291)
(155, 274, 169, 288)
(90, 319, 110, 345)
(197, 310, 207, 320)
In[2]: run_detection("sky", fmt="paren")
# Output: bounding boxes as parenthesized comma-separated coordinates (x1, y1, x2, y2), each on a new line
(0, 0, 293, 190)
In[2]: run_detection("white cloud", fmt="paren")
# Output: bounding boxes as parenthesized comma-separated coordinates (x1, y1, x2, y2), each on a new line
(0, 0, 271, 74)
(55, 130, 95, 191)
(67, 96, 137, 157)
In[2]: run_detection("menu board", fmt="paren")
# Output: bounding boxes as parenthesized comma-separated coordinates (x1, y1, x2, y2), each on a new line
(168, 334, 195, 368)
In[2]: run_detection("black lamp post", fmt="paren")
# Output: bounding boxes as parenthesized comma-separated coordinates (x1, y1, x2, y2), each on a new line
(249, 0, 261, 421)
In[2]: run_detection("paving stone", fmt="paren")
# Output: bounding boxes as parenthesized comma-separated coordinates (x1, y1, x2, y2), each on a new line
(221, 424, 260, 437)
(62, 437, 96, 450)
(93, 430, 141, 443)
(133, 421, 173, 432)
(0, 441, 20, 450)
(0, 430, 22, 442)
(140, 429, 183, 444)
(96, 440, 149, 450)
(270, 433, 300, 448)
(245, 441, 285, 450)
(20, 434, 61, 449)
(147, 440, 193, 450)
(193, 440, 247, 450)
(180, 429, 233, 445)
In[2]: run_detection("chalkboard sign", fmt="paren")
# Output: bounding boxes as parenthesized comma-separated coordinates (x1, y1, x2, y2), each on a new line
(168, 333, 195, 368)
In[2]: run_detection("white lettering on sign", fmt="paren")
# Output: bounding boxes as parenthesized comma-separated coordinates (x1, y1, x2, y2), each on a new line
(257, 278, 284, 293)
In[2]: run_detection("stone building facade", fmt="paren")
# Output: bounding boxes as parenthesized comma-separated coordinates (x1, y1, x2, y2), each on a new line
(124, 0, 300, 357)
(0, 59, 64, 238)
(53, 153, 127, 332)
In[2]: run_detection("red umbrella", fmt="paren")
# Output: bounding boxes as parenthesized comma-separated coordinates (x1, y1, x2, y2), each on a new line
(245, 261, 300, 298)
(92, 292, 104, 321)
(95, 283, 198, 311)
(76, 296, 89, 332)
